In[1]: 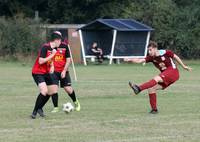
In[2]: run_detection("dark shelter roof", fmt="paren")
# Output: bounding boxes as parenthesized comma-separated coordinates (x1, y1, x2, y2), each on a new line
(79, 19, 154, 31)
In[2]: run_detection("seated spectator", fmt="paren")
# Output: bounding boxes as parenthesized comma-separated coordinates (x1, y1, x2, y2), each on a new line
(90, 42, 104, 63)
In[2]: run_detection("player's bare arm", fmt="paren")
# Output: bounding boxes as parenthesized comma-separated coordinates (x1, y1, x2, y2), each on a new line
(61, 57, 71, 78)
(39, 49, 57, 65)
(124, 58, 145, 64)
(49, 62, 54, 74)
(173, 54, 192, 71)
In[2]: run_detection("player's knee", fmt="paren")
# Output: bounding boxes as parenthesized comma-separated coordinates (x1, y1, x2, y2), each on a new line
(40, 89, 48, 96)
(47, 85, 58, 95)
(148, 88, 156, 94)
(64, 86, 73, 94)
(153, 76, 163, 82)
(38, 83, 48, 95)
(48, 89, 58, 95)
(48, 91, 57, 95)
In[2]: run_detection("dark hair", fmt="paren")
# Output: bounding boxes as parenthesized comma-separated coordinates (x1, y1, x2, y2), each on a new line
(50, 31, 62, 41)
(148, 41, 158, 48)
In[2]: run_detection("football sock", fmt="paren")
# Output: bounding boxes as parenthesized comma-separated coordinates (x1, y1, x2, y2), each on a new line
(40, 95, 50, 109)
(68, 91, 77, 102)
(149, 93, 157, 110)
(51, 93, 58, 107)
(139, 79, 157, 91)
(33, 93, 46, 112)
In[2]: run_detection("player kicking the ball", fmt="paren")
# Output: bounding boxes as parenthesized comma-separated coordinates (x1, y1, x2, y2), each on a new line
(124, 41, 192, 114)
(50, 37, 80, 113)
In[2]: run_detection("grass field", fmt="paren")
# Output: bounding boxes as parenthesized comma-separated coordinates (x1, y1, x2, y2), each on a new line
(0, 61, 199, 142)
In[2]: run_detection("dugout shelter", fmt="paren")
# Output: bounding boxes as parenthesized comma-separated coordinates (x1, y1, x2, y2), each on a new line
(78, 19, 153, 65)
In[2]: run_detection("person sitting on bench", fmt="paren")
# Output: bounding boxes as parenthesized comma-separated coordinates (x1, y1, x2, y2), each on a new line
(90, 42, 104, 63)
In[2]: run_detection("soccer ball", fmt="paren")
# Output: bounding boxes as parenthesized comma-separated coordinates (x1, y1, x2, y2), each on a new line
(63, 102, 74, 113)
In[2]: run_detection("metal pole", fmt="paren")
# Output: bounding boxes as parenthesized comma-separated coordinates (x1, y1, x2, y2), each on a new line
(79, 30, 87, 65)
(109, 30, 117, 65)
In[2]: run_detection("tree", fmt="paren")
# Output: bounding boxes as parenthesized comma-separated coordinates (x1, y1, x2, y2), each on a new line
(0, 0, 200, 58)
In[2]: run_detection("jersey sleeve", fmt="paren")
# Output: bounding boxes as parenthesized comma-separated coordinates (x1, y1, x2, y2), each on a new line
(39, 46, 47, 58)
(65, 45, 71, 58)
(145, 56, 153, 63)
(165, 50, 174, 58)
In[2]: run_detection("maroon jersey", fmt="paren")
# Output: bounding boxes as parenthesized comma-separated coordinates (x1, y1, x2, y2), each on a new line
(145, 50, 177, 72)
(32, 43, 53, 74)
(53, 42, 71, 72)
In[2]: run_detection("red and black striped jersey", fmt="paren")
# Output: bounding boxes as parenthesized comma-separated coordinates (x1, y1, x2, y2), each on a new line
(32, 43, 53, 74)
(53, 42, 71, 72)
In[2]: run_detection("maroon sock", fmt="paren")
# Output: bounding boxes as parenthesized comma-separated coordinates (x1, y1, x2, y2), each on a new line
(139, 79, 157, 91)
(149, 93, 157, 110)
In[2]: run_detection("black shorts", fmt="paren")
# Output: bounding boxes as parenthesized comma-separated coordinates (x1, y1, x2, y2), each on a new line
(32, 73, 58, 86)
(54, 71, 71, 87)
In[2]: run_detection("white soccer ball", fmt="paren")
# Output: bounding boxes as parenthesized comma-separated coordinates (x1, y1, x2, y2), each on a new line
(63, 102, 74, 113)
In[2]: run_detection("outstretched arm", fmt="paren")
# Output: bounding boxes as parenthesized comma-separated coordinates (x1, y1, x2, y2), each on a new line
(124, 58, 146, 64)
(173, 54, 192, 71)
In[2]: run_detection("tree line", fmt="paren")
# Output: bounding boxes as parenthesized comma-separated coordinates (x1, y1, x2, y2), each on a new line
(0, 0, 200, 59)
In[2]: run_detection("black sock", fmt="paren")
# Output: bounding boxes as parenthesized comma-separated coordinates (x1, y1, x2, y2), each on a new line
(51, 93, 58, 107)
(68, 91, 77, 102)
(33, 93, 46, 112)
(40, 95, 50, 109)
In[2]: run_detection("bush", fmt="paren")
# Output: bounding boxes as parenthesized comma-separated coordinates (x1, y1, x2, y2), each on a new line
(0, 15, 44, 61)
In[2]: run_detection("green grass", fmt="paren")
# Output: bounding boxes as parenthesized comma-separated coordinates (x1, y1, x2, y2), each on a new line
(0, 61, 199, 142)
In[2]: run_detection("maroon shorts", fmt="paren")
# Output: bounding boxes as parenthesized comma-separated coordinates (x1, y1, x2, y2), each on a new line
(158, 68, 179, 89)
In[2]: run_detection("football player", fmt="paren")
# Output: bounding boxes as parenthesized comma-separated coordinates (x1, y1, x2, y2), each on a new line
(125, 41, 192, 114)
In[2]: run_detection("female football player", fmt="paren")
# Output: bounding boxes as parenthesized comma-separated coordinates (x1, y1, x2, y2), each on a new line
(31, 31, 62, 119)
